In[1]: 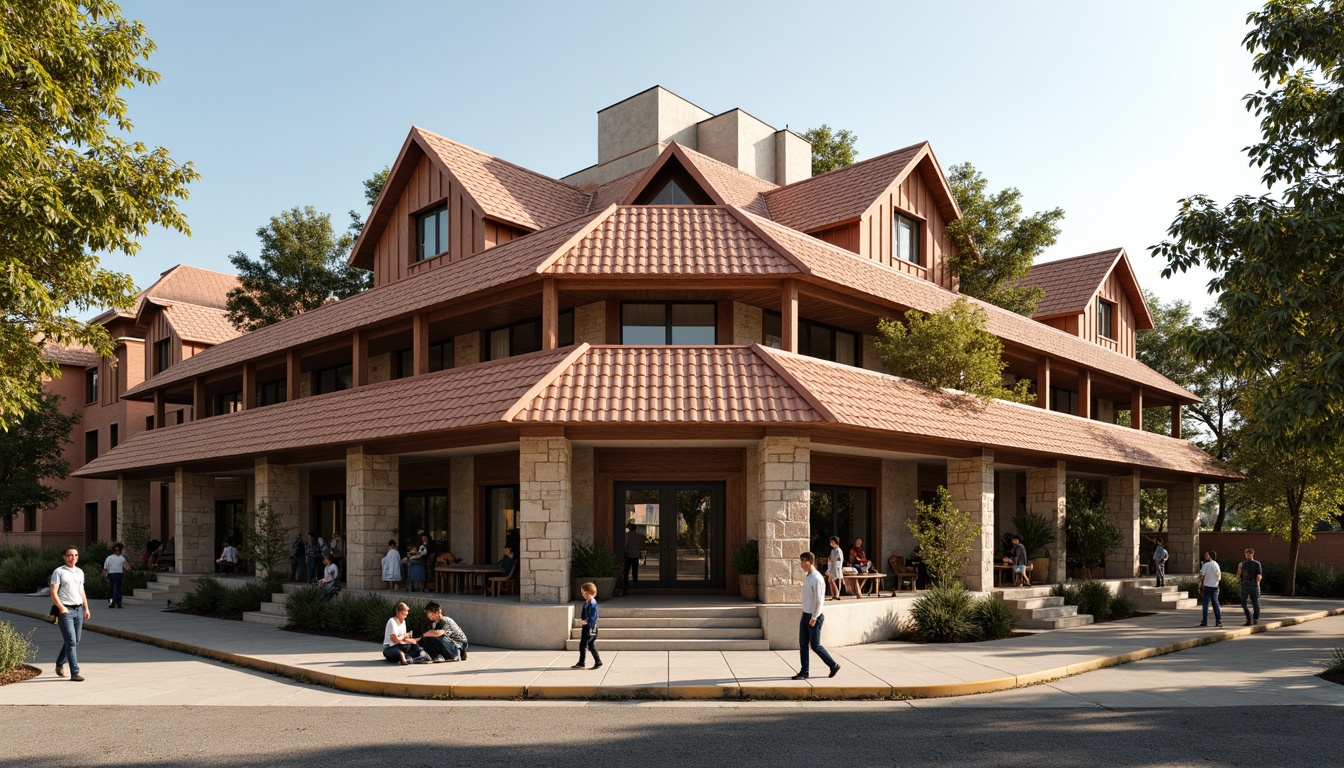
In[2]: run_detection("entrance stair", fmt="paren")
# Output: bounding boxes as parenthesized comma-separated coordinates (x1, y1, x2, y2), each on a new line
(121, 573, 202, 607)
(993, 586, 1093, 630)
(565, 605, 768, 651)
(243, 582, 301, 627)
(1122, 580, 1199, 611)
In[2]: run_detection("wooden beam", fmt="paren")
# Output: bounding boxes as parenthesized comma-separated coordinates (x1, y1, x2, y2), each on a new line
(1171, 403, 1182, 438)
(1078, 368, 1091, 420)
(781, 279, 799, 353)
(242, 362, 256, 410)
(153, 390, 165, 429)
(352, 330, 368, 387)
(192, 378, 206, 421)
(1131, 387, 1143, 429)
(286, 349, 302, 402)
(412, 313, 430, 376)
(541, 278, 559, 351)
(1036, 357, 1051, 410)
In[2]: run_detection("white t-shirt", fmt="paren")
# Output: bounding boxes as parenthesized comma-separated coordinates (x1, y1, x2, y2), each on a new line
(103, 554, 128, 574)
(383, 617, 407, 647)
(50, 565, 86, 606)
(381, 549, 402, 582)
(321, 562, 339, 585)
(219, 545, 238, 563)
(1200, 560, 1222, 587)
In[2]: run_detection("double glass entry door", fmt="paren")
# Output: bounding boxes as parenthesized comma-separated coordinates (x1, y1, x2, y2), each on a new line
(616, 483, 724, 589)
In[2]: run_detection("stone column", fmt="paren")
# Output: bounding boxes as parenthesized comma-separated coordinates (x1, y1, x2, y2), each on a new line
(947, 450, 994, 591)
(174, 469, 215, 574)
(1106, 470, 1141, 578)
(570, 446, 595, 545)
(1026, 461, 1067, 583)
(255, 458, 302, 576)
(881, 461, 918, 565)
(757, 435, 810, 604)
(519, 436, 572, 604)
(449, 456, 474, 559)
(1167, 476, 1201, 576)
(346, 447, 399, 590)
(116, 475, 151, 547)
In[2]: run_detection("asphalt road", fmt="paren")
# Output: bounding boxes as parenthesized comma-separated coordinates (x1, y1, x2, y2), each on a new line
(0, 704, 1338, 767)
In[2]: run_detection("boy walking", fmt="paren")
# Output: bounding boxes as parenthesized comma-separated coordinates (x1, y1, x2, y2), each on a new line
(792, 551, 840, 680)
(571, 582, 602, 669)
(1237, 548, 1263, 625)
(1010, 534, 1030, 587)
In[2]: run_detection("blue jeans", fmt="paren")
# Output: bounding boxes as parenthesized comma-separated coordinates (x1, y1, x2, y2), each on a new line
(420, 636, 459, 661)
(108, 573, 123, 606)
(307, 556, 321, 582)
(577, 626, 600, 666)
(1201, 586, 1222, 625)
(382, 643, 423, 663)
(798, 613, 837, 676)
(56, 607, 83, 674)
(1153, 561, 1166, 587)
(1241, 584, 1261, 622)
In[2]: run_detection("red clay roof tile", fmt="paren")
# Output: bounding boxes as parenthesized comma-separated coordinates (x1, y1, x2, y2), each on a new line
(1016, 249, 1124, 318)
(763, 144, 923, 232)
(155, 301, 243, 345)
(675, 144, 775, 216)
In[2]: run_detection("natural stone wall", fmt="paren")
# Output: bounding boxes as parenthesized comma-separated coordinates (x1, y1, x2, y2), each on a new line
(862, 334, 889, 373)
(1106, 470, 1141, 578)
(570, 446, 595, 545)
(255, 458, 303, 576)
(1095, 399, 1114, 423)
(733, 302, 762, 345)
(174, 469, 215, 574)
(881, 461, 918, 565)
(116, 476, 151, 545)
(519, 436, 572, 604)
(368, 352, 392, 384)
(346, 447, 399, 590)
(1167, 477, 1201, 575)
(574, 302, 605, 346)
(744, 446, 760, 541)
(1026, 461, 1067, 583)
(449, 457, 474, 559)
(455, 331, 480, 367)
(757, 435, 810, 604)
(947, 450, 994, 591)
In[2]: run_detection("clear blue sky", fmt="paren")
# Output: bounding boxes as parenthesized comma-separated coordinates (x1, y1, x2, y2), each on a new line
(109, 0, 1267, 316)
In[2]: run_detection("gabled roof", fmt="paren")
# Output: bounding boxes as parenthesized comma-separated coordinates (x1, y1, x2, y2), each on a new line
(350, 127, 592, 269)
(1017, 248, 1155, 330)
(89, 264, 238, 325)
(42, 344, 100, 368)
(763, 143, 956, 232)
(615, 143, 774, 216)
(149, 300, 243, 345)
(79, 344, 1234, 481)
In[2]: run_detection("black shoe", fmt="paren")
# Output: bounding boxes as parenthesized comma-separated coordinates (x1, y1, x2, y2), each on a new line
(1198, 623, 1207, 627)
(1216, 623, 1223, 628)
(1244, 620, 1253, 626)
(1253, 619, 1259, 625)
(829, 664, 841, 678)
(592, 662, 603, 670)
(571, 664, 585, 669)
(791, 672, 808, 680)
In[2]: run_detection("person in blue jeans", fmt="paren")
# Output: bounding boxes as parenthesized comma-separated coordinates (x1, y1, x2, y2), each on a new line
(1198, 550, 1223, 628)
(1237, 548, 1263, 625)
(792, 551, 841, 680)
(50, 547, 91, 681)
(571, 582, 602, 669)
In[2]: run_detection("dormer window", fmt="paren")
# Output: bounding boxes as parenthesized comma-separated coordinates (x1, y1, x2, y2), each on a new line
(1098, 299, 1116, 340)
(416, 204, 449, 262)
(154, 338, 171, 374)
(895, 213, 920, 265)
(632, 160, 714, 206)
(85, 367, 99, 404)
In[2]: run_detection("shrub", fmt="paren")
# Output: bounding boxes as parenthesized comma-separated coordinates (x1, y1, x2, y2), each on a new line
(1218, 573, 1240, 604)
(177, 577, 227, 616)
(1065, 481, 1122, 578)
(571, 541, 619, 578)
(1324, 647, 1344, 675)
(1076, 580, 1114, 621)
(0, 620, 37, 673)
(730, 539, 759, 575)
(1297, 562, 1341, 598)
(1009, 510, 1055, 560)
(284, 585, 330, 631)
(1050, 582, 1081, 605)
(910, 584, 979, 643)
(330, 592, 392, 640)
(971, 593, 1018, 639)
(1261, 562, 1288, 594)
(82, 540, 112, 569)
(218, 580, 273, 620)
(1110, 594, 1136, 618)
(0, 549, 59, 593)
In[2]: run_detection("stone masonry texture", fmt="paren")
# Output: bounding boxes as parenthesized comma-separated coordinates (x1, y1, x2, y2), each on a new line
(449, 457, 474, 559)
(1026, 461, 1067, 583)
(519, 436, 572, 604)
(254, 458, 302, 576)
(757, 435, 809, 604)
(1166, 476, 1201, 575)
(116, 475, 151, 547)
(882, 461, 918, 567)
(346, 447, 399, 590)
(947, 450, 994, 591)
(1106, 470, 1141, 578)
(174, 468, 215, 574)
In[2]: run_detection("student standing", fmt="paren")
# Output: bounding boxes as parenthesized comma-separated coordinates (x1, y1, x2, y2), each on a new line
(623, 523, 643, 584)
(1010, 534, 1030, 587)
(1198, 550, 1223, 628)
(101, 543, 129, 609)
(571, 582, 602, 670)
(50, 547, 90, 681)
(1147, 536, 1169, 587)
(827, 536, 844, 599)
(381, 540, 403, 590)
(792, 551, 841, 680)
(1237, 548, 1263, 626)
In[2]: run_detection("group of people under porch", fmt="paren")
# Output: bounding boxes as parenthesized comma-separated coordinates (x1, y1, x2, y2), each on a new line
(822, 536, 928, 598)
(380, 536, 517, 594)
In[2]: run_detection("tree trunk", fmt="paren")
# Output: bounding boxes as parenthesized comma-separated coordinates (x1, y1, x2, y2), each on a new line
(1213, 483, 1227, 531)
(1285, 491, 1303, 597)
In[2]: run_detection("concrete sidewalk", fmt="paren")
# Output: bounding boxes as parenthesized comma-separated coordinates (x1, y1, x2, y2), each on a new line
(3, 594, 1341, 701)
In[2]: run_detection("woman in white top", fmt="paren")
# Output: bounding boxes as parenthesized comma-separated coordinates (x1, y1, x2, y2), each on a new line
(1198, 550, 1223, 628)
(101, 543, 129, 609)
(827, 536, 844, 599)
(381, 601, 427, 664)
(318, 554, 340, 600)
(381, 540, 403, 590)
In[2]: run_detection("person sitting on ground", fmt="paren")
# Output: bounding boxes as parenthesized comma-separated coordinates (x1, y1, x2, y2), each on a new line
(498, 545, 516, 575)
(849, 538, 869, 572)
(142, 539, 161, 570)
(381, 602, 427, 664)
(381, 540, 403, 591)
(420, 601, 469, 662)
(215, 540, 239, 574)
(318, 554, 340, 600)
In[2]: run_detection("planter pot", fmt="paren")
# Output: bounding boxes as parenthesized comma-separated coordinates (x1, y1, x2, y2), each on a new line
(572, 576, 617, 601)
(738, 574, 758, 601)
(1030, 557, 1050, 582)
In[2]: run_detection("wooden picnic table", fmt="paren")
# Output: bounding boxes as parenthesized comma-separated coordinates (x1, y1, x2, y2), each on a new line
(841, 571, 887, 598)
(436, 563, 501, 595)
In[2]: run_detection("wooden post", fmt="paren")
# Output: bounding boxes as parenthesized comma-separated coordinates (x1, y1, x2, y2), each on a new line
(781, 280, 799, 353)
(352, 330, 368, 387)
(541, 279, 559, 351)
(1078, 369, 1092, 419)
(1171, 403, 1182, 438)
(286, 349, 302, 402)
(412, 314, 430, 376)
(1036, 357, 1051, 410)
(1130, 387, 1144, 429)
(192, 379, 206, 421)
(242, 362, 256, 410)
(153, 390, 165, 429)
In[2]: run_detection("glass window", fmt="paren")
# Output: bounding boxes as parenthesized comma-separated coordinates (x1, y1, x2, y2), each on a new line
(155, 338, 171, 373)
(621, 302, 717, 345)
(85, 430, 98, 463)
(809, 487, 871, 566)
(315, 363, 353, 395)
(764, 311, 860, 366)
(85, 367, 98, 404)
(645, 178, 697, 205)
(213, 391, 243, 416)
(895, 213, 920, 265)
(258, 379, 286, 406)
(1098, 300, 1116, 340)
(395, 340, 451, 379)
(110, 423, 119, 449)
(484, 485, 520, 565)
(1050, 386, 1078, 416)
(400, 491, 449, 551)
(417, 205, 449, 262)
(485, 311, 573, 361)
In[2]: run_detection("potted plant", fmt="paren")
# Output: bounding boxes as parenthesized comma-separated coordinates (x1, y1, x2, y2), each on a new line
(1010, 510, 1055, 583)
(730, 539, 759, 600)
(570, 540, 619, 601)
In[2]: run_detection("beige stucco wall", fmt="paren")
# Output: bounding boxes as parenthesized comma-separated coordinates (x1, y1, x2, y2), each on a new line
(574, 302, 605, 346)
(881, 461, 918, 566)
(733, 302, 763, 346)
(455, 331, 480, 368)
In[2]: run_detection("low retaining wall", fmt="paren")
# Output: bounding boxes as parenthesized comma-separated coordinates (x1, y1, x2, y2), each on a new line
(759, 596, 912, 650)
(1197, 531, 1344, 570)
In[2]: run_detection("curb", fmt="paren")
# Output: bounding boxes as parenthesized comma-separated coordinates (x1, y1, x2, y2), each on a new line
(4, 603, 1342, 701)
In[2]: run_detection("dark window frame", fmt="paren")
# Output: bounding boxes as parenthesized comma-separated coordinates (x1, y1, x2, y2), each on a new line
(84, 429, 98, 464)
(619, 301, 718, 346)
(1097, 299, 1116, 340)
(154, 338, 171, 374)
(894, 212, 921, 266)
(394, 340, 453, 379)
(313, 363, 353, 395)
(85, 367, 99, 404)
(109, 423, 119, 449)
(1049, 386, 1079, 416)
(415, 204, 449, 263)
(763, 311, 861, 366)
(258, 379, 286, 407)
(213, 391, 244, 416)
(485, 310, 575, 361)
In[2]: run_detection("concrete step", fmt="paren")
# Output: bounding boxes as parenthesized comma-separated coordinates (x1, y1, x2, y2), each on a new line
(241, 611, 288, 627)
(563, 638, 770, 651)
(1003, 595, 1065, 610)
(270, 592, 290, 603)
(567, 627, 764, 640)
(1135, 595, 1199, 610)
(993, 586, 1056, 600)
(144, 582, 175, 592)
(1130, 585, 1180, 596)
(597, 606, 759, 620)
(1013, 605, 1078, 621)
(595, 617, 760, 629)
(260, 601, 288, 616)
(1018, 613, 1094, 630)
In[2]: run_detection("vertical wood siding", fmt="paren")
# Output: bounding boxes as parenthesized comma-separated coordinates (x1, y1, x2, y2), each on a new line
(852, 161, 956, 290)
(1082, 270, 1137, 357)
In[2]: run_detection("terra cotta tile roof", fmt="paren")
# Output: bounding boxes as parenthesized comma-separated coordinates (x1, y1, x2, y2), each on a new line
(763, 143, 924, 232)
(1016, 249, 1125, 318)
(675, 144, 775, 216)
(158, 301, 243, 345)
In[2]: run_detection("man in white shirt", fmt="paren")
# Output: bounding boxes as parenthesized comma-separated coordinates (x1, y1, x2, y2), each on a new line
(1198, 550, 1223, 628)
(101, 542, 129, 608)
(792, 551, 841, 680)
(216, 540, 239, 574)
(50, 547, 90, 681)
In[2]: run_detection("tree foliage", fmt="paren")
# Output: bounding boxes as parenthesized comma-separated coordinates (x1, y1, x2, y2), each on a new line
(944, 163, 1063, 316)
(0, 1, 197, 428)
(0, 392, 79, 525)
(800, 124, 857, 175)
(1065, 480, 1123, 579)
(875, 297, 1033, 403)
(239, 501, 294, 577)
(225, 207, 370, 332)
(909, 486, 982, 588)
(347, 166, 390, 237)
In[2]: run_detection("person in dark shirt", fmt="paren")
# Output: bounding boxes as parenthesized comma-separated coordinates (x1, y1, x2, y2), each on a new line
(1011, 534, 1030, 587)
(498, 545, 516, 576)
(420, 601, 469, 661)
(1237, 548, 1264, 625)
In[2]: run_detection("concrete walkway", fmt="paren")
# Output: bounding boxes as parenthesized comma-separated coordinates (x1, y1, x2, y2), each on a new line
(2, 594, 1342, 701)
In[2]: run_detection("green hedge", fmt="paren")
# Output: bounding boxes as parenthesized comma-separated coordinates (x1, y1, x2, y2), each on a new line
(909, 585, 1018, 643)
(175, 574, 284, 620)
(285, 587, 435, 643)
(0, 545, 152, 597)
(1050, 579, 1138, 621)
(0, 620, 36, 673)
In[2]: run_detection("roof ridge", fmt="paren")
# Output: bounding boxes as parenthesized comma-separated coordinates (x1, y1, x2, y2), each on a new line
(675, 143, 780, 190)
(764, 141, 928, 195)
(501, 344, 593, 422)
(723, 206, 811, 275)
(413, 126, 579, 190)
(1030, 248, 1124, 271)
(749, 345, 838, 423)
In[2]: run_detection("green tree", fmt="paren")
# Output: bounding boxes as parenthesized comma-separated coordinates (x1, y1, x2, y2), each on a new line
(909, 486, 982, 587)
(800, 124, 857, 175)
(944, 163, 1063, 316)
(1065, 480, 1123, 579)
(874, 297, 1033, 403)
(347, 166, 390, 237)
(226, 206, 370, 332)
(239, 501, 294, 577)
(0, 392, 79, 526)
(0, 1, 197, 428)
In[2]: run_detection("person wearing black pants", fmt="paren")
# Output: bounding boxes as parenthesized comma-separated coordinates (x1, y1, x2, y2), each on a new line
(792, 551, 840, 680)
(571, 582, 602, 669)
